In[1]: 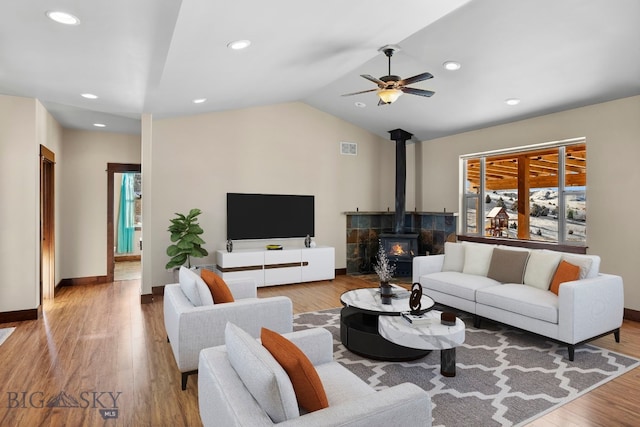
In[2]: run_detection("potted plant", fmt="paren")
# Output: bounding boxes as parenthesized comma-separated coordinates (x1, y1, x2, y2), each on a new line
(165, 208, 208, 270)
(373, 240, 396, 302)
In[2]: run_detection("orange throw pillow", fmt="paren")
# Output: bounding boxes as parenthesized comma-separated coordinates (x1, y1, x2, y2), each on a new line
(549, 260, 580, 295)
(261, 328, 329, 413)
(200, 269, 235, 303)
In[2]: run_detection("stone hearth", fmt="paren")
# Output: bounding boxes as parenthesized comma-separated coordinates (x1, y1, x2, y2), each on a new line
(345, 211, 457, 275)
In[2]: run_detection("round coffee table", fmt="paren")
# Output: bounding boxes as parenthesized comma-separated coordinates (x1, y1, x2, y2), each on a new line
(378, 310, 465, 376)
(340, 286, 435, 361)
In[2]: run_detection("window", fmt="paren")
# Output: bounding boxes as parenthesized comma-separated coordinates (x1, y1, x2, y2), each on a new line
(462, 139, 586, 245)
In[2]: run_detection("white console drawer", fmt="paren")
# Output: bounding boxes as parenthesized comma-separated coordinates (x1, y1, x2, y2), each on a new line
(217, 251, 263, 268)
(265, 266, 301, 286)
(264, 249, 301, 265)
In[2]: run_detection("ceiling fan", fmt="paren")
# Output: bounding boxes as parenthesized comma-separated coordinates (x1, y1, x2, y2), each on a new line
(342, 45, 434, 105)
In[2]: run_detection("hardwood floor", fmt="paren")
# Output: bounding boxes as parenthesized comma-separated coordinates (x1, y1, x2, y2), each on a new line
(0, 276, 638, 426)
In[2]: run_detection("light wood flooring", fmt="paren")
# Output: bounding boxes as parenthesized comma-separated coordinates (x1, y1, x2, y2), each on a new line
(114, 260, 141, 281)
(0, 276, 638, 426)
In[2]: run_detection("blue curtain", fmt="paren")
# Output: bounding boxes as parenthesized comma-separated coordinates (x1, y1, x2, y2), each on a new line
(116, 174, 135, 253)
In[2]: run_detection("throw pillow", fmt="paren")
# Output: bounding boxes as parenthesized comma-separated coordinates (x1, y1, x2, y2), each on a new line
(261, 328, 329, 413)
(523, 250, 562, 290)
(486, 248, 530, 283)
(201, 269, 235, 303)
(195, 273, 214, 306)
(442, 242, 465, 272)
(179, 266, 202, 306)
(461, 242, 494, 276)
(225, 323, 299, 422)
(549, 261, 581, 295)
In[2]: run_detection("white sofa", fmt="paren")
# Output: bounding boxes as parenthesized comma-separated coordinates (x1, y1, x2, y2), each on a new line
(413, 241, 624, 360)
(198, 324, 432, 427)
(164, 267, 293, 390)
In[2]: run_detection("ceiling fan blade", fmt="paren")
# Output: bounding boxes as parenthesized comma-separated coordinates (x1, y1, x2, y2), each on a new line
(398, 72, 433, 86)
(361, 74, 386, 86)
(401, 87, 435, 97)
(341, 88, 378, 97)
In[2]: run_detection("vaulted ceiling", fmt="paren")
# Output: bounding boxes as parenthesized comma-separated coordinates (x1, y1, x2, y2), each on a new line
(2, 0, 639, 141)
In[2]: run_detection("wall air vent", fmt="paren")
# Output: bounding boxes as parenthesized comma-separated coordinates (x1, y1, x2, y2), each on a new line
(340, 142, 357, 156)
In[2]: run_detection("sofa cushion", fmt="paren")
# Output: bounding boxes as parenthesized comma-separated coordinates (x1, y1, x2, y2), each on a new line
(201, 269, 235, 303)
(487, 248, 530, 284)
(225, 323, 299, 422)
(261, 328, 329, 413)
(442, 241, 465, 272)
(421, 271, 500, 301)
(549, 261, 581, 295)
(560, 254, 594, 279)
(315, 361, 375, 406)
(523, 250, 562, 290)
(476, 284, 559, 323)
(462, 242, 494, 276)
(179, 266, 202, 306)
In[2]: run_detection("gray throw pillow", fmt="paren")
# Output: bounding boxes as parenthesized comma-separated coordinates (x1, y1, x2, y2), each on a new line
(487, 248, 530, 284)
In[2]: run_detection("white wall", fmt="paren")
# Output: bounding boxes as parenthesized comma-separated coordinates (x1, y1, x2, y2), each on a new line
(0, 95, 39, 312)
(36, 100, 64, 296)
(143, 102, 394, 294)
(417, 95, 640, 311)
(59, 130, 141, 279)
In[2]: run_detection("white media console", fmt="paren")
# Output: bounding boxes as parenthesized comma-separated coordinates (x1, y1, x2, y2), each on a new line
(215, 246, 335, 287)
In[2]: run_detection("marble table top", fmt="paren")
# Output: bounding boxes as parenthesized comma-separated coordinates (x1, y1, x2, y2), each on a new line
(340, 286, 434, 315)
(378, 310, 465, 350)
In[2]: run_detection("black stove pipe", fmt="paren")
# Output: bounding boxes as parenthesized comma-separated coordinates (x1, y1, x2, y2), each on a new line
(388, 128, 413, 234)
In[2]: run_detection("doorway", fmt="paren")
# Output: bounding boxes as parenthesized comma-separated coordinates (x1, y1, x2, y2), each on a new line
(40, 145, 55, 302)
(106, 163, 141, 282)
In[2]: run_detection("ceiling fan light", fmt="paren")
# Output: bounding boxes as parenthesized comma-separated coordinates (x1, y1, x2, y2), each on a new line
(377, 88, 403, 104)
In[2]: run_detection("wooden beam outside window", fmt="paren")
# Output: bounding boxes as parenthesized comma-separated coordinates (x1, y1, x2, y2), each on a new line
(517, 155, 530, 240)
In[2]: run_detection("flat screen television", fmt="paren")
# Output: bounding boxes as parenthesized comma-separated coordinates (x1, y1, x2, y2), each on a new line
(226, 193, 314, 240)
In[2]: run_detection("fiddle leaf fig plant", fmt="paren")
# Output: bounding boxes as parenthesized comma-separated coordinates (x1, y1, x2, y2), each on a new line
(165, 208, 208, 269)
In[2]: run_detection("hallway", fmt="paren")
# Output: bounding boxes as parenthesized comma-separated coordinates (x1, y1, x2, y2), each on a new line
(114, 260, 141, 281)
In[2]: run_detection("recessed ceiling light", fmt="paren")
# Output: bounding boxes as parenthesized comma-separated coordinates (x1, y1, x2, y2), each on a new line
(505, 98, 521, 106)
(81, 93, 98, 99)
(193, 98, 207, 104)
(46, 10, 80, 25)
(227, 40, 251, 50)
(443, 61, 461, 71)
(93, 123, 106, 128)
(354, 102, 366, 108)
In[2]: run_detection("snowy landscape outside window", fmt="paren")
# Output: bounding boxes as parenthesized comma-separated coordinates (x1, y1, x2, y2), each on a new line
(462, 139, 586, 245)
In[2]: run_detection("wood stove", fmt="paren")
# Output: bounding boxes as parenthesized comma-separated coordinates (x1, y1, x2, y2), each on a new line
(379, 233, 418, 277)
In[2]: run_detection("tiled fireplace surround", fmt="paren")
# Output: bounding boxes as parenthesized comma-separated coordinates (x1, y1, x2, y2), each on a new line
(346, 211, 458, 275)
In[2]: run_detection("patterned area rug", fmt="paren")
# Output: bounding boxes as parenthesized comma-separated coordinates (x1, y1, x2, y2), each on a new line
(0, 328, 15, 347)
(293, 308, 639, 427)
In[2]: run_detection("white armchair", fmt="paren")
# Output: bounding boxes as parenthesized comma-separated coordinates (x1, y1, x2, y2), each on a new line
(163, 269, 293, 390)
(198, 325, 432, 426)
